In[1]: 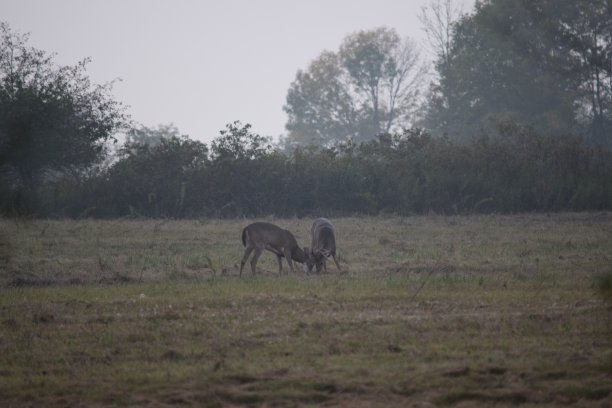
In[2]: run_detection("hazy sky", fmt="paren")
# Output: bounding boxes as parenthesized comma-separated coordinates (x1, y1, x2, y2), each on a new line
(2, 0, 474, 144)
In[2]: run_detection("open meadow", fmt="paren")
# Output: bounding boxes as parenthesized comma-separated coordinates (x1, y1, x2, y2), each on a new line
(0, 213, 611, 407)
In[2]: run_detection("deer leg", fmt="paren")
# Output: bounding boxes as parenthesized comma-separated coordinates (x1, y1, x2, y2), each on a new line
(240, 246, 254, 276)
(318, 249, 330, 273)
(250, 247, 263, 275)
(286, 258, 295, 274)
(332, 253, 341, 271)
(284, 249, 294, 274)
(315, 252, 325, 273)
(276, 254, 283, 275)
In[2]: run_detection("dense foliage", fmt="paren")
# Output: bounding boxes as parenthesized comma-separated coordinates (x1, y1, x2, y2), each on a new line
(3, 122, 611, 218)
(2, 1, 612, 220)
(421, 0, 612, 146)
(0, 22, 128, 214)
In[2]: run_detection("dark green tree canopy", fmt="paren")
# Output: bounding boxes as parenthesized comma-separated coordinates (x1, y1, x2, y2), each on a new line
(420, 0, 612, 145)
(0, 22, 129, 190)
(104, 132, 208, 218)
(211, 121, 273, 161)
(284, 27, 426, 149)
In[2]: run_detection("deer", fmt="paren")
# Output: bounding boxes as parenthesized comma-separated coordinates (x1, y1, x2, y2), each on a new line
(239, 222, 314, 276)
(306, 218, 341, 273)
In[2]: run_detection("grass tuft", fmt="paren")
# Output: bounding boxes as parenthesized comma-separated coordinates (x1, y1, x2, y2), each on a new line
(595, 272, 612, 301)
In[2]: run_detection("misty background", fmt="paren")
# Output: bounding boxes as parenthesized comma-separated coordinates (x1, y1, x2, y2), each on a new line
(2, 0, 470, 143)
(1, 0, 611, 218)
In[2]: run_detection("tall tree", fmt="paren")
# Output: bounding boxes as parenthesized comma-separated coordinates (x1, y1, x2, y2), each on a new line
(421, 0, 612, 144)
(560, 0, 612, 145)
(211, 121, 273, 161)
(419, 0, 466, 70)
(284, 27, 426, 148)
(0, 22, 128, 192)
(417, 0, 466, 136)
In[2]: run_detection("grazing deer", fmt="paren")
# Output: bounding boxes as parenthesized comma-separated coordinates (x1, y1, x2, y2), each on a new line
(306, 218, 341, 273)
(240, 222, 313, 276)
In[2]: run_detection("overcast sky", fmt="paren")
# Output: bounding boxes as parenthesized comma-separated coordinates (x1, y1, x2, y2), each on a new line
(2, 0, 474, 144)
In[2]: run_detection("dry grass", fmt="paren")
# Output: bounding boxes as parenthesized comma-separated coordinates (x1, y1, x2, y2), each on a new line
(0, 213, 611, 406)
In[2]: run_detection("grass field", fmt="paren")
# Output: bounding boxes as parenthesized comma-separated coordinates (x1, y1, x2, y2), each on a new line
(1, 214, 611, 407)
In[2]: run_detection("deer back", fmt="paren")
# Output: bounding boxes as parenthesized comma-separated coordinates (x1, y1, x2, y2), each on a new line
(243, 222, 305, 261)
(310, 218, 337, 256)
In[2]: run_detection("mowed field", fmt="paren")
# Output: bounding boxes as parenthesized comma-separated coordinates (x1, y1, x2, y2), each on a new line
(0, 214, 611, 407)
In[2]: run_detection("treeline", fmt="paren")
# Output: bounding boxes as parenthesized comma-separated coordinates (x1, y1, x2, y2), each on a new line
(2, 15, 612, 219)
(285, 0, 612, 148)
(3, 122, 611, 218)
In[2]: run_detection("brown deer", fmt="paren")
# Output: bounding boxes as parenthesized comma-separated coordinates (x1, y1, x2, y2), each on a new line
(306, 218, 341, 273)
(239, 222, 313, 276)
